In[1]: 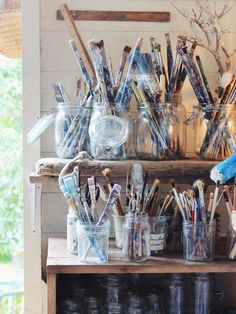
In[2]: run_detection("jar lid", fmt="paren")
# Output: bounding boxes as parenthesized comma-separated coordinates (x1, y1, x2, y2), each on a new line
(89, 115, 128, 147)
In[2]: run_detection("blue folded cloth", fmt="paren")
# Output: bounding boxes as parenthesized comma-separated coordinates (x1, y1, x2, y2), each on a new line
(210, 153, 236, 183)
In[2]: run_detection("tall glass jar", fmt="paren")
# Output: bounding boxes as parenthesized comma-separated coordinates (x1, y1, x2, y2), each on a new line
(166, 274, 185, 314)
(191, 273, 215, 314)
(194, 103, 236, 160)
(134, 94, 186, 160)
(55, 102, 91, 158)
(123, 212, 150, 262)
(89, 102, 133, 160)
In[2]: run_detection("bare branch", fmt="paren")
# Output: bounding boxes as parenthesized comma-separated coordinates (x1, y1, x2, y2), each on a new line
(218, 0, 236, 19)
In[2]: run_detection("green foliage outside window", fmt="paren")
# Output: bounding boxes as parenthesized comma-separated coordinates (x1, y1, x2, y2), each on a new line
(0, 57, 22, 261)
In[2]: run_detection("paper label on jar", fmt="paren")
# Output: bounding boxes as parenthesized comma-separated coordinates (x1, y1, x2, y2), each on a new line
(67, 216, 78, 254)
(150, 233, 166, 251)
(231, 211, 236, 232)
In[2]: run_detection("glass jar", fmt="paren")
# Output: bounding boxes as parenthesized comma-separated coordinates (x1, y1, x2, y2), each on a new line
(55, 102, 91, 158)
(145, 293, 165, 314)
(192, 273, 215, 314)
(148, 216, 167, 256)
(57, 299, 80, 314)
(83, 296, 101, 314)
(89, 102, 133, 160)
(126, 292, 145, 314)
(182, 221, 216, 262)
(166, 274, 185, 314)
(112, 214, 126, 249)
(166, 214, 183, 252)
(134, 94, 186, 160)
(123, 212, 150, 262)
(100, 275, 125, 313)
(227, 217, 236, 260)
(77, 220, 110, 263)
(194, 103, 236, 160)
(67, 211, 77, 254)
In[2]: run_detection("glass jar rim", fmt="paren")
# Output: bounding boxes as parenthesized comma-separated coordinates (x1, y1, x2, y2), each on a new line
(92, 101, 129, 111)
(196, 103, 235, 112)
(137, 102, 177, 109)
(56, 102, 92, 110)
(182, 220, 216, 227)
(148, 216, 166, 222)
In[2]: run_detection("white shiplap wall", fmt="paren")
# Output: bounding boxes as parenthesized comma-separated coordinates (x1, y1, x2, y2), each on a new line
(25, 0, 236, 312)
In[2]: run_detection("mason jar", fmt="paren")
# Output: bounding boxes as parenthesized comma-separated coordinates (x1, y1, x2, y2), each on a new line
(55, 102, 91, 158)
(123, 212, 150, 262)
(89, 102, 133, 160)
(134, 94, 186, 160)
(189, 273, 215, 314)
(194, 103, 236, 160)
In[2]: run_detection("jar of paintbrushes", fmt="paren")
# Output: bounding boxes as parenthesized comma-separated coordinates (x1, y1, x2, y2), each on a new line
(55, 102, 92, 158)
(194, 103, 236, 160)
(134, 94, 186, 160)
(171, 179, 218, 262)
(88, 102, 133, 160)
(123, 212, 150, 262)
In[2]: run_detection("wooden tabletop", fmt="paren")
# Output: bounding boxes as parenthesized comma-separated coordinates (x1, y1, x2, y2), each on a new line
(30, 157, 218, 184)
(47, 238, 236, 274)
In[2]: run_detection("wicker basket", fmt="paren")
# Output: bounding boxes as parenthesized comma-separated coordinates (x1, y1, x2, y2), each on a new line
(0, 0, 21, 58)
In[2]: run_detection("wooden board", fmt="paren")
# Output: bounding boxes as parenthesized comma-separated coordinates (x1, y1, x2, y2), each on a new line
(47, 238, 236, 275)
(57, 10, 170, 23)
(30, 157, 218, 184)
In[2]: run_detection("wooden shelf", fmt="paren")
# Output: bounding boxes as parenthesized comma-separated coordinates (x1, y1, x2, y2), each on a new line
(30, 157, 218, 184)
(47, 238, 236, 275)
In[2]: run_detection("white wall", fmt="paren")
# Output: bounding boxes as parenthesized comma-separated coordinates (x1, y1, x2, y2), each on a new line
(23, 0, 236, 312)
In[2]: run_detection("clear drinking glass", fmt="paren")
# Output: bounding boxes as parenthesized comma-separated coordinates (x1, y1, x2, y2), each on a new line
(123, 212, 150, 262)
(77, 220, 110, 263)
(134, 93, 186, 160)
(148, 216, 167, 256)
(126, 292, 145, 314)
(194, 103, 236, 160)
(182, 221, 216, 262)
(112, 214, 125, 249)
(227, 218, 236, 260)
(55, 102, 91, 158)
(89, 102, 133, 160)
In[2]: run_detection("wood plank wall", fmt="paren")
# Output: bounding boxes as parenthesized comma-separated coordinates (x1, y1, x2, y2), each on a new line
(38, 0, 236, 311)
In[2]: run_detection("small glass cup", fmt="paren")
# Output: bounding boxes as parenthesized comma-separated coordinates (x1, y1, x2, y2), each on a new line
(55, 102, 91, 158)
(89, 102, 133, 160)
(182, 221, 216, 262)
(123, 212, 150, 262)
(166, 274, 185, 314)
(145, 293, 165, 314)
(126, 292, 145, 314)
(148, 216, 167, 256)
(77, 220, 110, 263)
(112, 214, 125, 249)
(227, 217, 236, 260)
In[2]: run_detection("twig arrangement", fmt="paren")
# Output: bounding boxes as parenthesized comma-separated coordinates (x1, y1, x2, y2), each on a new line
(172, 179, 218, 261)
(59, 165, 121, 262)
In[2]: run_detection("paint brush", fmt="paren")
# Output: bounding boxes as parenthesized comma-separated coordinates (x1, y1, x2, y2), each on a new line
(87, 177, 98, 221)
(115, 46, 132, 87)
(234, 177, 236, 211)
(102, 168, 124, 216)
(196, 55, 214, 104)
(223, 189, 232, 216)
(165, 33, 173, 82)
(170, 180, 186, 220)
(210, 180, 220, 222)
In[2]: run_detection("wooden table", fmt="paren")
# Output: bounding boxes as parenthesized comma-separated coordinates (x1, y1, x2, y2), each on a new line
(47, 238, 236, 314)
